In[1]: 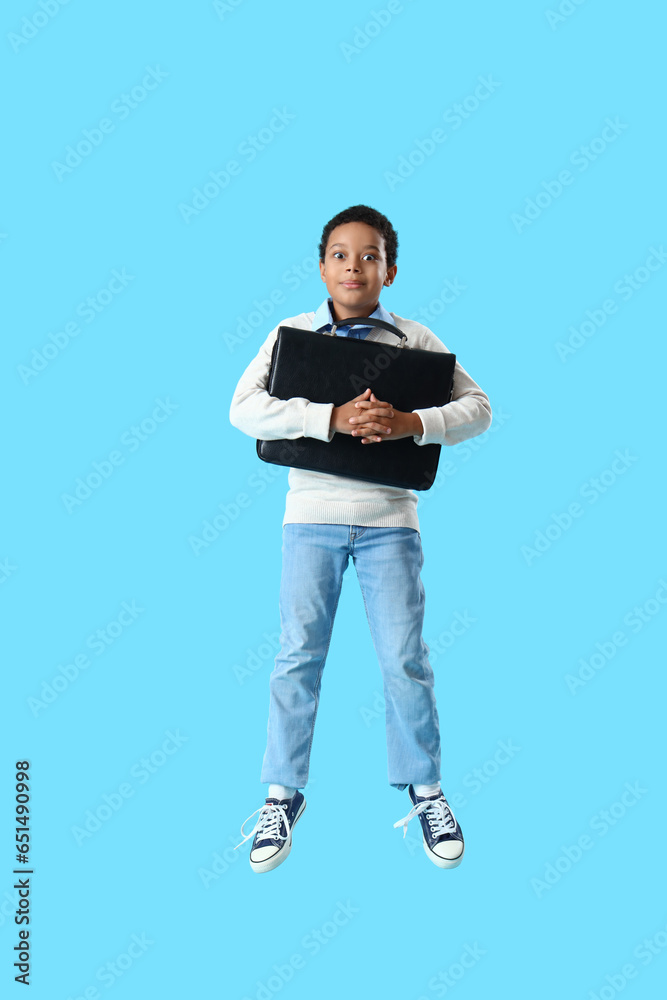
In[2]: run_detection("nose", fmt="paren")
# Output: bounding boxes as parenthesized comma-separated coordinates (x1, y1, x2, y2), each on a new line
(346, 260, 361, 272)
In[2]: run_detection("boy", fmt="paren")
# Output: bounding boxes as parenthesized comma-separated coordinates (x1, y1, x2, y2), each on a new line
(229, 204, 492, 873)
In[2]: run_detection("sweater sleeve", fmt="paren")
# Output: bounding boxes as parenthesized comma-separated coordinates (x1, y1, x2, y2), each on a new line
(229, 321, 336, 443)
(410, 330, 492, 447)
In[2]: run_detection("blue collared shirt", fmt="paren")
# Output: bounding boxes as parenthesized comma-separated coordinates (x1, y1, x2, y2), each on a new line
(311, 296, 395, 338)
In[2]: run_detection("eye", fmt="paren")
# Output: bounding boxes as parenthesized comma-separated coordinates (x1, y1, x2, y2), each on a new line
(332, 252, 377, 260)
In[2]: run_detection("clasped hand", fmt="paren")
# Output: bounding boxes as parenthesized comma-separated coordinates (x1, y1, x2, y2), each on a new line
(331, 388, 416, 444)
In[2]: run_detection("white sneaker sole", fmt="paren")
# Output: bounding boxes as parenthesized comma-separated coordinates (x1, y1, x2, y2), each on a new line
(423, 837, 465, 869)
(249, 799, 307, 874)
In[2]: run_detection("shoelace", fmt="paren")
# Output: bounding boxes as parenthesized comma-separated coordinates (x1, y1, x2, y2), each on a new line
(393, 795, 458, 839)
(234, 801, 292, 851)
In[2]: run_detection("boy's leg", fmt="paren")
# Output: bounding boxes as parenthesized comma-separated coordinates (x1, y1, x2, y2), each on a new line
(352, 526, 441, 790)
(260, 523, 350, 789)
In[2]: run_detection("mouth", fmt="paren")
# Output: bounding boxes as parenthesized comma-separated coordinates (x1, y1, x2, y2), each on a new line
(341, 281, 364, 288)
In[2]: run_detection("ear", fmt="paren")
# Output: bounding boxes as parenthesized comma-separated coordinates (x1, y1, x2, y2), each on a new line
(384, 264, 398, 286)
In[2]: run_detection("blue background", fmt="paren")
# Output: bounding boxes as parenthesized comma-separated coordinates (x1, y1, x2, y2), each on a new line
(2, 1, 666, 997)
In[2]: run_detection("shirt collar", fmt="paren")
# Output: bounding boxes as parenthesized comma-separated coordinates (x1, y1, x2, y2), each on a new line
(311, 296, 394, 332)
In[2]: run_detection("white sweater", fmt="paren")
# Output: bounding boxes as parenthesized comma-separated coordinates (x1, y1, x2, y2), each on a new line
(229, 309, 492, 530)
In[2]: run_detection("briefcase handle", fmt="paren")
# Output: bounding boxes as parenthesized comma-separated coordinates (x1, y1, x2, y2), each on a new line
(326, 315, 408, 347)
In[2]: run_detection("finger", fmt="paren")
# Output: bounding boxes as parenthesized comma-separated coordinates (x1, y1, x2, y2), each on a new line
(352, 423, 392, 436)
(349, 410, 394, 424)
(353, 417, 392, 430)
(354, 401, 393, 412)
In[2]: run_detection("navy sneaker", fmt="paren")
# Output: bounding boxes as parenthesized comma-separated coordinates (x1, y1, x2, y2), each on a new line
(393, 785, 464, 869)
(234, 791, 306, 873)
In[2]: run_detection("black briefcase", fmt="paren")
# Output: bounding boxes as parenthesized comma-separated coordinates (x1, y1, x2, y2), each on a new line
(256, 316, 456, 490)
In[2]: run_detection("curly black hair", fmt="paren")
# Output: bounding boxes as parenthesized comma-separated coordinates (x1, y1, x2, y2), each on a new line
(318, 204, 399, 270)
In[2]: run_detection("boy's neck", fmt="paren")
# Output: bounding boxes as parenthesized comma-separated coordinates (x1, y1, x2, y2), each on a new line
(330, 298, 380, 323)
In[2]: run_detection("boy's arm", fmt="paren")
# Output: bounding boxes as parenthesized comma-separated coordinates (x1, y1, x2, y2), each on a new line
(410, 330, 492, 447)
(229, 322, 335, 443)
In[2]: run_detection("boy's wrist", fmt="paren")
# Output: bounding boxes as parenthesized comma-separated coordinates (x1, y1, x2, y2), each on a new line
(411, 412, 424, 436)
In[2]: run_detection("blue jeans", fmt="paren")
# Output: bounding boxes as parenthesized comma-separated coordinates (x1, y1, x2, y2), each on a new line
(260, 523, 441, 791)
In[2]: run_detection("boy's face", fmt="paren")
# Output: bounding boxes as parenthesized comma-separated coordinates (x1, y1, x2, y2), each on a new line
(319, 221, 397, 321)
